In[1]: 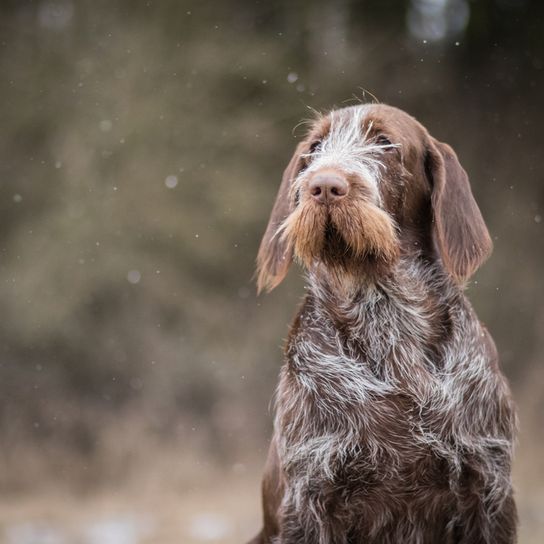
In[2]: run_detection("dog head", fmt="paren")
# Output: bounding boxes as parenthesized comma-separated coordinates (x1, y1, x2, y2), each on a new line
(257, 104, 492, 293)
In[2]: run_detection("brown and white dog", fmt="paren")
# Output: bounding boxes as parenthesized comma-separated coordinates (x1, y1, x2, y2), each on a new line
(251, 104, 517, 543)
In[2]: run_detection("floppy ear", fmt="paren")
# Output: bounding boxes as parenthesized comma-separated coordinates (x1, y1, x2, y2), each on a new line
(427, 138, 493, 283)
(256, 142, 306, 293)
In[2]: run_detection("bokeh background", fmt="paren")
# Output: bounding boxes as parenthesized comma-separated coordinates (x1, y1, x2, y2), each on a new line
(0, 0, 543, 542)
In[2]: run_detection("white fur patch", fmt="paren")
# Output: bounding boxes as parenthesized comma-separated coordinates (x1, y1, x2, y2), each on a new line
(293, 106, 399, 204)
(273, 260, 516, 542)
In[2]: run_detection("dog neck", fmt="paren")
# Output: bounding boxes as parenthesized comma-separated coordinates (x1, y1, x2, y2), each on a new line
(309, 254, 443, 296)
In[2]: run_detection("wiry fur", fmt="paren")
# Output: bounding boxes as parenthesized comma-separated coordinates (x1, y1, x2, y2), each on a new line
(251, 104, 517, 544)
(276, 107, 400, 272)
(296, 107, 396, 201)
(274, 263, 515, 544)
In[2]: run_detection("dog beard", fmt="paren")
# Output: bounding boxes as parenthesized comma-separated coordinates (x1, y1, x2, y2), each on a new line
(278, 199, 399, 270)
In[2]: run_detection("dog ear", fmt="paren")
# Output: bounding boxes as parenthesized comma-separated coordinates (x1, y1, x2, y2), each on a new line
(426, 138, 492, 283)
(256, 142, 306, 293)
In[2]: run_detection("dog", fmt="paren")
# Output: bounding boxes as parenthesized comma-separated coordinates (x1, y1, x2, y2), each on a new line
(250, 104, 517, 543)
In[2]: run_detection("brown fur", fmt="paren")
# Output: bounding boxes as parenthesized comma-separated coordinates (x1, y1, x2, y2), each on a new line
(251, 104, 517, 544)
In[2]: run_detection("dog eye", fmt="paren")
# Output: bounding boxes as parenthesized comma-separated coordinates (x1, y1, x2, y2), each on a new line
(309, 140, 321, 153)
(376, 135, 393, 147)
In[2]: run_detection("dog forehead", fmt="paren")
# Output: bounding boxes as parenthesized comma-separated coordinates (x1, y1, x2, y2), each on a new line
(313, 104, 426, 144)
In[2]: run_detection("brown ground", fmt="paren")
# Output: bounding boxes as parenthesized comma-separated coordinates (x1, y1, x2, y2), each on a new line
(0, 458, 542, 544)
(0, 470, 261, 544)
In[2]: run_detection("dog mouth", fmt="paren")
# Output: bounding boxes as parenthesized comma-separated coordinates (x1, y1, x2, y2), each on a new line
(322, 220, 355, 259)
(279, 198, 399, 270)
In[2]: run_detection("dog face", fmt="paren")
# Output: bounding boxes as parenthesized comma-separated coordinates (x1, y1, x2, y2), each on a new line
(257, 104, 492, 292)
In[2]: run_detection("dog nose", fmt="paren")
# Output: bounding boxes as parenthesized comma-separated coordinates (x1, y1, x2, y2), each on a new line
(308, 173, 349, 204)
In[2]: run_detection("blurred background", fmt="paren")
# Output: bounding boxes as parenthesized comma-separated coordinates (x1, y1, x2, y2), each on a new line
(0, 0, 542, 542)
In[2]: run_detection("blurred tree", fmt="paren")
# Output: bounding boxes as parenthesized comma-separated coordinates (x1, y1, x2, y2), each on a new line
(0, 0, 542, 487)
